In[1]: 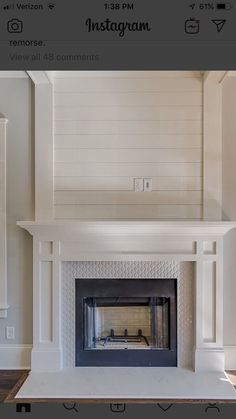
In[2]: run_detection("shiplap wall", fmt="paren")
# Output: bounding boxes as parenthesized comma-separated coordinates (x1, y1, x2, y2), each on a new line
(54, 71, 203, 220)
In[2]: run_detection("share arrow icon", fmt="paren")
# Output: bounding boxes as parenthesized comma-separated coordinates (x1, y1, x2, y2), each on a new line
(212, 19, 226, 33)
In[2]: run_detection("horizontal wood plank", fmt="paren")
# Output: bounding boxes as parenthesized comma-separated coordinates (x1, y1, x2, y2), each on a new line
(55, 134, 202, 149)
(55, 92, 202, 107)
(55, 162, 202, 177)
(55, 106, 202, 121)
(54, 71, 202, 79)
(55, 148, 202, 163)
(54, 176, 202, 191)
(55, 120, 202, 135)
(54, 191, 202, 205)
(54, 77, 202, 93)
(54, 204, 202, 219)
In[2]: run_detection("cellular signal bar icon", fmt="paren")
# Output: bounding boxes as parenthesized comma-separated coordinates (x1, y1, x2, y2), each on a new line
(3, 3, 14, 10)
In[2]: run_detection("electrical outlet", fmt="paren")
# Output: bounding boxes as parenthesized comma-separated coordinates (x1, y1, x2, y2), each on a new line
(134, 178, 144, 192)
(6, 326, 15, 340)
(144, 178, 152, 192)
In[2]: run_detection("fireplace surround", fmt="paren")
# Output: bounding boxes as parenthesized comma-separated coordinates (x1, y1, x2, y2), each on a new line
(17, 220, 236, 372)
(75, 278, 177, 367)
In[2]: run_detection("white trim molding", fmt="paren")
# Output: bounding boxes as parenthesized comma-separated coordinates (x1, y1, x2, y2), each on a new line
(0, 71, 28, 79)
(0, 117, 8, 318)
(224, 346, 236, 370)
(203, 72, 225, 220)
(17, 220, 236, 372)
(0, 345, 32, 369)
(27, 71, 53, 85)
(34, 77, 54, 220)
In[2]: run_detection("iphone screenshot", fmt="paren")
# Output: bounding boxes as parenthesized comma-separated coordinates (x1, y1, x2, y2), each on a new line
(1, 1, 236, 418)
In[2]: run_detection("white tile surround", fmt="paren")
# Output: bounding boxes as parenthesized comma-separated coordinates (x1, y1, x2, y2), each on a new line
(62, 261, 194, 368)
(17, 220, 236, 375)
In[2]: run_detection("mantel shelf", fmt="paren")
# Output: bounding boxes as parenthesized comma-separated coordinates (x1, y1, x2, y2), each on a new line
(17, 220, 236, 240)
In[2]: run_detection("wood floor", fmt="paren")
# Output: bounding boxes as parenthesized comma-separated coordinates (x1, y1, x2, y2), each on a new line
(0, 370, 236, 404)
(0, 370, 29, 403)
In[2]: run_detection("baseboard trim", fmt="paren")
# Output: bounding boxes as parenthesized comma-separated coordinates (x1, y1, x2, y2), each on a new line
(225, 346, 236, 370)
(0, 344, 235, 371)
(0, 344, 32, 369)
(194, 348, 225, 372)
(31, 348, 62, 371)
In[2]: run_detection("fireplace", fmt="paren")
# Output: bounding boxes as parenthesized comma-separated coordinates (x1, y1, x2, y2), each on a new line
(75, 278, 177, 366)
(17, 220, 234, 372)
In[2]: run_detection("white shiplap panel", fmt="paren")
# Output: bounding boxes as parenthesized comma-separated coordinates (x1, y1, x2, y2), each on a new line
(55, 134, 202, 149)
(53, 72, 203, 220)
(54, 191, 202, 205)
(55, 162, 202, 177)
(55, 106, 202, 121)
(54, 92, 202, 107)
(55, 148, 202, 163)
(54, 71, 202, 79)
(54, 77, 202, 93)
(55, 120, 202, 135)
(54, 204, 202, 220)
(54, 176, 202, 192)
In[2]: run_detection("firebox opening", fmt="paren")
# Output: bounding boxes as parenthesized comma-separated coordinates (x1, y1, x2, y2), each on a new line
(83, 297, 170, 350)
(75, 278, 177, 367)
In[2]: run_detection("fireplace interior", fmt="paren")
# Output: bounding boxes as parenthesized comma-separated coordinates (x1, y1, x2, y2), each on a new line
(76, 279, 177, 367)
(84, 297, 170, 350)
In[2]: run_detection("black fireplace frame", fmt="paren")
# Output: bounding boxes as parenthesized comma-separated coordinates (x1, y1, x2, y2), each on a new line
(75, 278, 177, 367)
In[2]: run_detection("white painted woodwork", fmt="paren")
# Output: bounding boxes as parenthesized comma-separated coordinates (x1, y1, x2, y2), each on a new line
(55, 162, 201, 177)
(0, 71, 28, 78)
(55, 120, 202, 135)
(54, 205, 202, 220)
(55, 134, 202, 149)
(0, 345, 32, 369)
(55, 92, 202, 107)
(0, 117, 8, 318)
(203, 72, 224, 220)
(55, 71, 202, 79)
(54, 190, 202, 219)
(54, 77, 202, 93)
(55, 148, 202, 163)
(40, 262, 53, 342)
(55, 106, 202, 121)
(35, 82, 54, 220)
(54, 72, 203, 221)
(55, 176, 202, 192)
(17, 220, 236, 372)
(202, 261, 216, 343)
(27, 71, 52, 85)
(54, 191, 202, 205)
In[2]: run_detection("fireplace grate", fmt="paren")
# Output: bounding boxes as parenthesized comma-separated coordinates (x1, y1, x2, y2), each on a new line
(99, 328, 150, 348)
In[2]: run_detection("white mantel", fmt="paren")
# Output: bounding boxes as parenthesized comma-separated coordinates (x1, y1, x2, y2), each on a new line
(17, 220, 236, 372)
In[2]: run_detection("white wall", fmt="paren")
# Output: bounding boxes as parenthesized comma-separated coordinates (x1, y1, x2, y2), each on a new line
(0, 78, 34, 345)
(222, 76, 236, 365)
(54, 71, 203, 220)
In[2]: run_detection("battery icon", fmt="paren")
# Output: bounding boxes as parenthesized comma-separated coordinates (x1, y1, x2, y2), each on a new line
(217, 3, 232, 9)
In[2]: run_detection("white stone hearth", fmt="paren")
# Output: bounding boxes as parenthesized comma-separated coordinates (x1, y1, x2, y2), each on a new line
(16, 368, 236, 400)
(17, 220, 236, 373)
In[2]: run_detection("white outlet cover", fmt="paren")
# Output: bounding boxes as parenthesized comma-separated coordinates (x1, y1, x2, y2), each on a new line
(144, 178, 152, 192)
(134, 178, 144, 192)
(6, 326, 15, 340)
